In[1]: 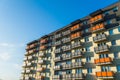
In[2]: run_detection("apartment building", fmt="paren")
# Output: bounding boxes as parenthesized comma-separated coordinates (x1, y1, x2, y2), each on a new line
(21, 1, 120, 80)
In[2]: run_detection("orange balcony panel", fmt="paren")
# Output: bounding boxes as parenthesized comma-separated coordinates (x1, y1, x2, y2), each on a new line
(107, 71, 114, 77)
(97, 14, 102, 19)
(96, 72, 102, 77)
(70, 24, 80, 31)
(105, 57, 112, 63)
(100, 58, 105, 63)
(40, 39, 47, 44)
(94, 59, 100, 64)
(102, 72, 107, 77)
(40, 45, 46, 50)
(90, 14, 103, 23)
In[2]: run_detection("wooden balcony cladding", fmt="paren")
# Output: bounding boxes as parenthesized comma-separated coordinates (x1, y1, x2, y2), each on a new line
(90, 14, 103, 23)
(70, 24, 81, 32)
(26, 43, 38, 50)
(94, 57, 112, 65)
(71, 32, 81, 40)
(96, 71, 114, 77)
(40, 45, 47, 50)
(40, 38, 47, 44)
(91, 23, 105, 33)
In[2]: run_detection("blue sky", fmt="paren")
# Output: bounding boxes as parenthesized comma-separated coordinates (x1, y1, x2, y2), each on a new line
(0, 0, 118, 80)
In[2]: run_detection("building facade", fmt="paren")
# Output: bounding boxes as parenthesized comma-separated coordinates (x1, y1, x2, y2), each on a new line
(21, 1, 120, 80)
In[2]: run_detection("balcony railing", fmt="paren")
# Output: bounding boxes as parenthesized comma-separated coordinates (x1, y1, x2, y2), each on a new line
(54, 40, 61, 46)
(38, 60, 44, 64)
(71, 32, 81, 40)
(52, 75, 61, 79)
(96, 71, 114, 78)
(39, 53, 44, 57)
(62, 64, 71, 70)
(27, 63, 32, 67)
(28, 56, 33, 60)
(62, 45, 71, 52)
(94, 45, 109, 54)
(72, 51, 83, 58)
(62, 37, 71, 43)
(21, 70, 26, 74)
(40, 45, 47, 50)
(62, 54, 71, 60)
(62, 30, 70, 36)
(54, 56, 61, 62)
(63, 74, 72, 79)
(54, 65, 61, 70)
(37, 67, 44, 72)
(94, 57, 112, 65)
(55, 48, 61, 53)
(40, 38, 47, 44)
(90, 14, 103, 23)
(23, 57, 27, 61)
(93, 34, 107, 43)
(71, 42, 81, 49)
(72, 62, 84, 68)
(26, 70, 31, 74)
(70, 24, 80, 32)
(72, 73, 85, 79)
(54, 33, 61, 39)
(91, 23, 105, 33)
(85, 73, 97, 80)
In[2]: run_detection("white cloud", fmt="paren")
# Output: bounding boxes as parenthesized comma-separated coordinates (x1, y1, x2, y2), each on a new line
(0, 52, 11, 61)
(0, 43, 15, 47)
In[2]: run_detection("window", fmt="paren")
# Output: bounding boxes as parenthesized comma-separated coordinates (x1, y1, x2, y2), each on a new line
(118, 26, 120, 32)
(86, 57, 91, 62)
(101, 66, 110, 71)
(117, 65, 120, 72)
(76, 69, 82, 74)
(111, 40, 116, 45)
(86, 47, 90, 51)
(113, 7, 118, 12)
(85, 28, 89, 33)
(114, 52, 119, 58)
(76, 58, 81, 62)
(106, 20, 111, 24)
(109, 29, 114, 35)
(85, 37, 89, 42)
(99, 54, 108, 58)
(104, 11, 109, 15)
(87, 68, 92, 73)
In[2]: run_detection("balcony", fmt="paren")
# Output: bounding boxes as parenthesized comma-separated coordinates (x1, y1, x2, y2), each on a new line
(113, 58, 120, 65)
(54, 33, 61, 39)
(63, 74, 72, 79)
(91, 23, 105, 33)
(85, 73, 97, 80)
(62, 45, 71, 52)
(23, 57, 27, 61)
(22, 63, 27, 67)
(84, 62, 96, 68)
(54, 65, 61, 70)
(72, 51, 83, 58)
(40, 45, 47, 50)
(62, 30, 70, 36)
(52, 75, 61, 79)
(93, 34, 107, 43)
(70, 24, 80, 32)
(94, 45, 109, 54)
(54, 40, 61, 46)
(114, 72, 120, 80)
(62, 37, 71, 43)
(21, 70, 25, 74)
(26, 70, 31, 74)
(71, 42, 81, 49)
(55, 48, 61, 53)
(40, 38, 47, 44)
(39, 53, 44, 57)
(72, 73, 85, 79)
(36, 76, 44, 79)
(90, 14, 103, 24)
(28, 56, 33, 60)
(96, 71, 114, 78)
(62, 54, 71, 60)
(72, 62, 84, 68)
(38, 60, 44, 64)
(27, 63, 32, 67)
(37, 67, 44, 72)
(26, 43, 38, 50)
(71, 32, 81, 40)
(94, 57, 112, 65)
(54, 56, 61, 62)
(62, 64, 71, 70)
(83, 52, 94, 57)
